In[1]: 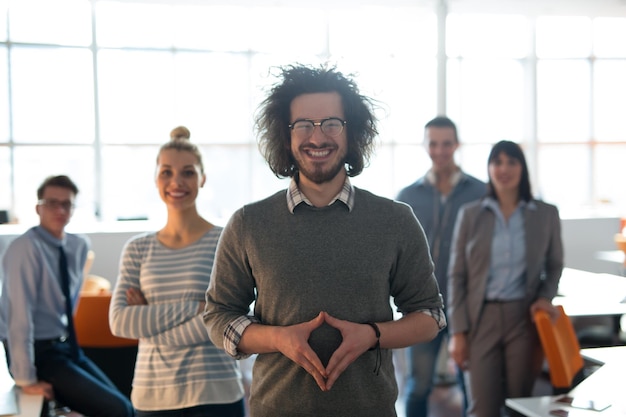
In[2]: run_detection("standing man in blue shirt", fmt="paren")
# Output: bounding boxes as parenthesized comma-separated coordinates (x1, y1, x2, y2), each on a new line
(0, 175, 133, 417)
(396, 117, 486, 417)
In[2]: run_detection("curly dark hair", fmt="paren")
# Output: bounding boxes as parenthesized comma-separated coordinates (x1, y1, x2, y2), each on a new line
(255, 64, 378, 178)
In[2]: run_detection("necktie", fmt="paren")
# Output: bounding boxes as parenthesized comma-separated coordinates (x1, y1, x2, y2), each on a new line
(59, 246, 80, 360)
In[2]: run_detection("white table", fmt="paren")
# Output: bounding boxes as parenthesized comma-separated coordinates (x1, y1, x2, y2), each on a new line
(554, 268, 626, 317)
(0, 384, 43, 417)
(553, 268, 626, 346)
(17, 388, 45, 416)
(0, 343, 44, 416)
(595, 250, 626, 276)
(595, 250, 625, 265)
(505, 346, 626, 417)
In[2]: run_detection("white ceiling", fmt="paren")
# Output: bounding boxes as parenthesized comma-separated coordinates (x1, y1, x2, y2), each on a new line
(447, 0, 626, 16)
(107, 0, 626, 17)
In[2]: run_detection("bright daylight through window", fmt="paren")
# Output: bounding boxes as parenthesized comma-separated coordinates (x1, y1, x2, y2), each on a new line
(0, 0, 625, 227)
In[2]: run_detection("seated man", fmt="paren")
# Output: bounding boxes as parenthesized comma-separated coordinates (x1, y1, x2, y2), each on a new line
(0, 175, 133, 417)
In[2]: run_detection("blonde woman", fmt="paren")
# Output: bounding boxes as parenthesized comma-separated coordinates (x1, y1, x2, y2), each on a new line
(110, 127, 245, 417)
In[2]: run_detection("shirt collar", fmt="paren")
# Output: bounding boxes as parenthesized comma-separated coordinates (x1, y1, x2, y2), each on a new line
(286, 175, 355, 214)
(425, 167, 462, 188)
(33, 225, 66, 247)
(481, 196, 537, 211)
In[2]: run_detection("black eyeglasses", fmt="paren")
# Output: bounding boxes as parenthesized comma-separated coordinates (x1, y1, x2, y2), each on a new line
(37, 199, 75, 212)
(288, 118, 347, 140)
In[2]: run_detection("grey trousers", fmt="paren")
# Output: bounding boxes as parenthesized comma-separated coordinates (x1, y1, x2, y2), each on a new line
(464, 300, 543, 417)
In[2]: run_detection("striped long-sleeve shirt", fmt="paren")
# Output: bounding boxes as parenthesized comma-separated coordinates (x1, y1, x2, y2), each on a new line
(109, 228, 243, 411)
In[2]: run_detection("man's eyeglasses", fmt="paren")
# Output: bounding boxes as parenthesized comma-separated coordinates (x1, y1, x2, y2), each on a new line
(37, 199, 75, 212)
(288, 118, 347, 140)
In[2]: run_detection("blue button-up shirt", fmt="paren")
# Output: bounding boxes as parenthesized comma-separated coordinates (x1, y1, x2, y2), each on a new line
(0, 226, 89, 385)
(483, 198, 536, 301)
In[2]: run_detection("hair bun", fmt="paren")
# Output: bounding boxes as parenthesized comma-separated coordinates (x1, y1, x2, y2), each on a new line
(170, 126, 191, 141)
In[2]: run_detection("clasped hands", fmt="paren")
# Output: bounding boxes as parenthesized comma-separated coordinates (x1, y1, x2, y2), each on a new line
(125, 290, 378, 391)
(273, 311, 378, 392)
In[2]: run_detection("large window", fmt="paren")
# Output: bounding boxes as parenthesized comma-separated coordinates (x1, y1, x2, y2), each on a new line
(1, 0, 625, 227)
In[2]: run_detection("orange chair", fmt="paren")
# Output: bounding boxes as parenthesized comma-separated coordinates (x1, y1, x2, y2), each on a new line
(74, 294, 137, 348)
(80, 275, 112, 295)
(74, 294, 138, 398)
(534, 305, 585, 394)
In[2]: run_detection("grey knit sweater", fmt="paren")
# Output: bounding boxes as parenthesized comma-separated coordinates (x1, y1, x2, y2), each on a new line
(205, 187, 442, 417)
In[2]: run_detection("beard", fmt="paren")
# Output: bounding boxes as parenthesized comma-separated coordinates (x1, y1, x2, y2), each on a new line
(293, 145, 347, 185)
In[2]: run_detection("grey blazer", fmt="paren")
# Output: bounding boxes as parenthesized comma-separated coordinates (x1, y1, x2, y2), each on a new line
(447, 198, 564, 335)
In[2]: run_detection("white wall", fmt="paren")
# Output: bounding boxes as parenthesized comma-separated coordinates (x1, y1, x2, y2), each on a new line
(561, 217, 623, 275)
(0, 222, 152, 286)
(1, 217, 624, 289)
(85, 230, 146, 280)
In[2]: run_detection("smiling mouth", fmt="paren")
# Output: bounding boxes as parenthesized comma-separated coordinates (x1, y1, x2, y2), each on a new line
(496, 177, 514, 184)
(308, 149, 331, 158)
(168, 191, 187, 198)
(303, 145, 336, 159)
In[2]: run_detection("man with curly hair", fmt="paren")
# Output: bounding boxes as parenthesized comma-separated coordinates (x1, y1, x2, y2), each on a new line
(204, 64, 445, 417)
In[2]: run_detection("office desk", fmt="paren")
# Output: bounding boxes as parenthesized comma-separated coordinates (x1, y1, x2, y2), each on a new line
(595, 250, 625, 265)
(0, 380, 43, 417)
(16, 388, 45, 417)
(553, 295, 626, 318)
(0, 358, 43, 416)
(554, 268, 626, 318)
(505, 346, 626, 417)
(1, 387, 40, 417)
(595, 250, 625, 276)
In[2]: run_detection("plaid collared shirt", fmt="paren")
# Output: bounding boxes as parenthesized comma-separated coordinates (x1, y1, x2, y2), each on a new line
(286, 175, 354, 213)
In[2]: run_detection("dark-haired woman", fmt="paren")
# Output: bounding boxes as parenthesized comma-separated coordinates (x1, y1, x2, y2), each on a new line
(447, 140, 564, 417)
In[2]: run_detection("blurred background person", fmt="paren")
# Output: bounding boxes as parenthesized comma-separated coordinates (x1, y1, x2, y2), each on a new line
(397, 116, 485, 417)
(447, 140, 563, 417)
(1, 175, 133, 417)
